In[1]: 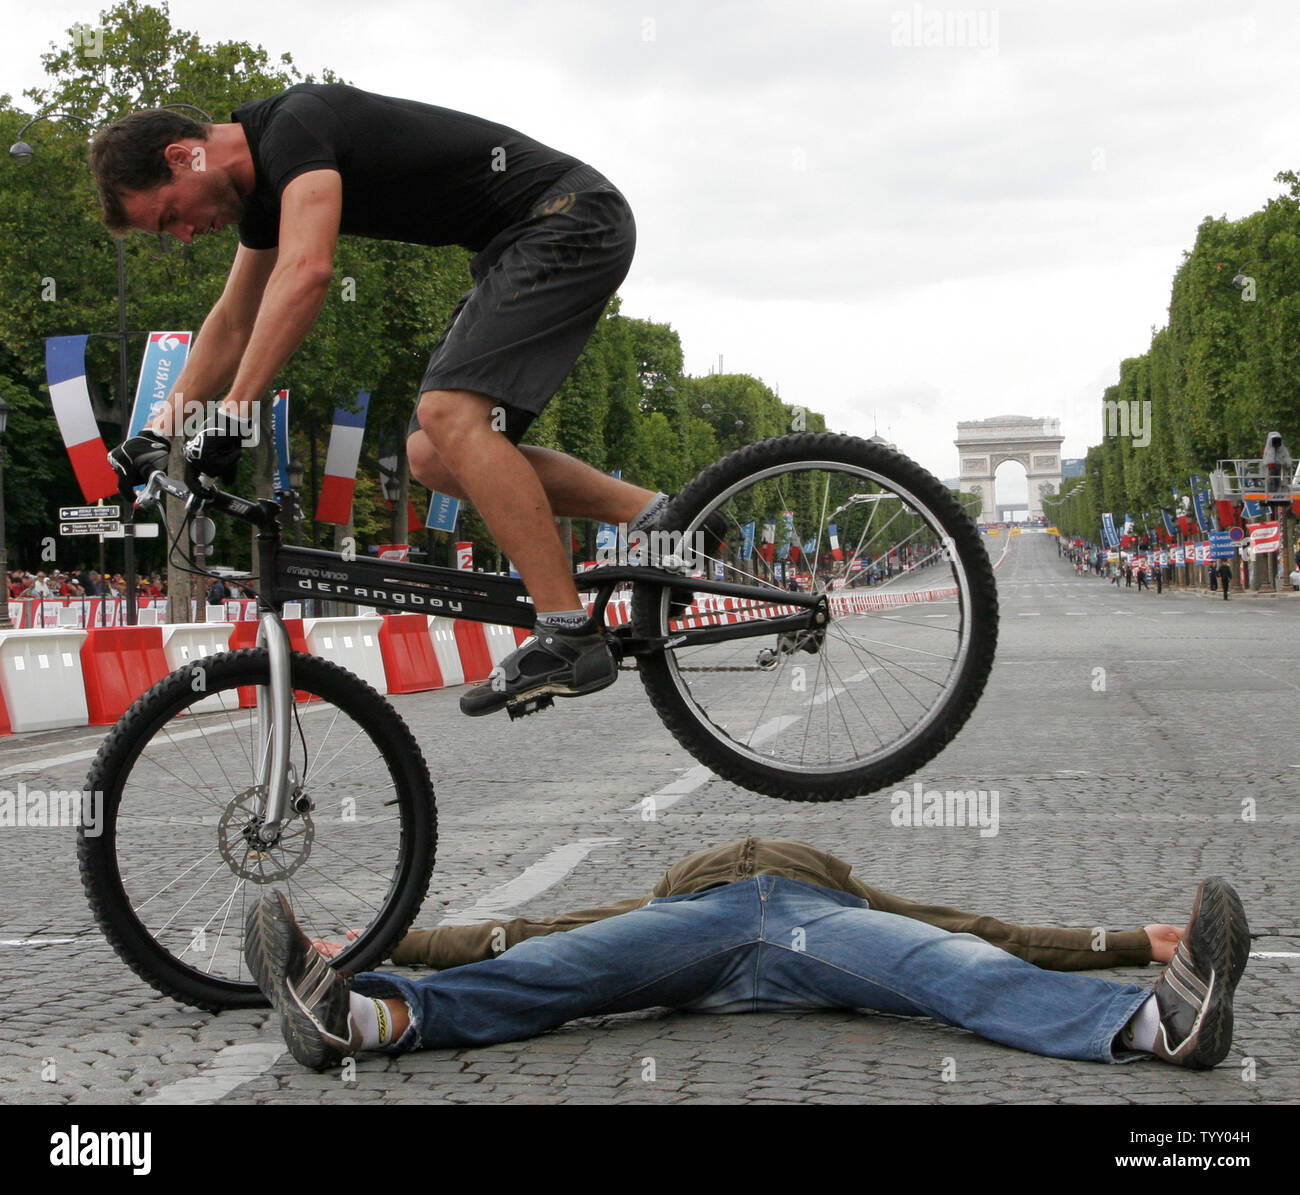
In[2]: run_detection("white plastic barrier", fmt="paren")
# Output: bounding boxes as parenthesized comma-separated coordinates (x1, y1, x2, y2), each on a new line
(0, 628, 89, 732)
(304, 617, 388, 694)
(427, 616, 465, 687)
(161, 623, 238, 714)
(483, 622, 519, 666)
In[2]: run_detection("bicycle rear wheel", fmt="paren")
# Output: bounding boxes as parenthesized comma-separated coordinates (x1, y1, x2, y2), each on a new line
(632, 433, 998, 800)
(78, 649, 437, 1010)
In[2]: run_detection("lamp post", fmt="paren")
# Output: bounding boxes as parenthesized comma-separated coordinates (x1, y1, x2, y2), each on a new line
(699, 402, 746, 430)
(284, 459, 305, 546)
(9, 103, 213, 625)
(0, 395, 10, 630)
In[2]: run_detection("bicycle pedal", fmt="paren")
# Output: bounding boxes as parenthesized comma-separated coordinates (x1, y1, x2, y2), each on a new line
(505, 693, 555, 720)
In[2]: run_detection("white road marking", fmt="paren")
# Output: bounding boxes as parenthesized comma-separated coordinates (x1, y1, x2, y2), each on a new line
(632, 714, 804, 813)
(143, 1043, 287, 1105)
(0, 937, 78, 946)
(440, 838, 622, 925)
(0, 703, 336, 779)
(1017, 613, 1041, 617)
(1250, 952, 1300, 959)
(146, 834, 623, 1101)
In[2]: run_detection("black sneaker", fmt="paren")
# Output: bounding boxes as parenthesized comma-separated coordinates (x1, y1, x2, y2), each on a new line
(459, 629, 617, 716)
(1149, 877, 1249, 1069)
(244, 890, 358, 1071)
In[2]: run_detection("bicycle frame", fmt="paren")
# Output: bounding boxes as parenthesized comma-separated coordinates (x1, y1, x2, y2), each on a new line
(142, 470, 827, 839)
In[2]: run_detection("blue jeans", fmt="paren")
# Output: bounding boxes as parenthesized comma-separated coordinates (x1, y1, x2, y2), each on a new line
(351, 877, 1151, 1062)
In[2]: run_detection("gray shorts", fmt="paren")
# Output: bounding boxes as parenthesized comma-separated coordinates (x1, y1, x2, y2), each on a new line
(407, 163, 636, 445)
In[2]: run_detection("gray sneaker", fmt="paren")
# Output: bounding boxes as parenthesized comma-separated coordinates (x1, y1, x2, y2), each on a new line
(1149, 877, 1249, 1069)
(459, 630, 617, 717)
(244, 890, 358, 1071)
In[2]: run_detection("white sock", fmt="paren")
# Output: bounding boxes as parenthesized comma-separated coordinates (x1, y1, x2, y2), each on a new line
(629, 492, 669, 532)
(1121, 995, 1161, 1053)
(535, 608, 589, 631)
(349, 993, 395, 1049)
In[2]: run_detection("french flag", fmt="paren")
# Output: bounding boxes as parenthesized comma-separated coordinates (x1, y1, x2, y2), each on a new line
(828, 523, 843, 561)
(316, 391, 370, 526)
(46, 335, 118, 501)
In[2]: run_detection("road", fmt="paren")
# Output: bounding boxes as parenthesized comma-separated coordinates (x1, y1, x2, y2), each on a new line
(1, 531, 1295, 1105)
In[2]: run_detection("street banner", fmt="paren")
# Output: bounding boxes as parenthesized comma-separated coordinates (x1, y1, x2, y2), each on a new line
(778, 510, 795, 560)
(1161, 509, 1177, 539)
(595, 470, 622, 557)
(1242, 495, 1264, 519)
(271, 390, 290, 492)
(1191, 482, 1210, 533)
(828, 523, 843, 561)
(455, 542, 473, 570)
(377, 544, 409, 561)
(1250, 522, 1281, 553)
(1209, 531, 1235, 560)
(1101, 512, 1119, 548)
(44, 335, 118, 501)
(740, 521, 755, 560)
(128, 331, 192, 437)
(1158, 550, 1169, 566)
(316, 391, 370, 525)
(1172, 546, 1184, 565)
(1196, 542, 1210, 564)
(425, 491, 460, 533)
(759, 521, 776, 563)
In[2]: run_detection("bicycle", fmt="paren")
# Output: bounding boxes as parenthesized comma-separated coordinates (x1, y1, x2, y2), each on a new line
(77, 432, 998, 1010)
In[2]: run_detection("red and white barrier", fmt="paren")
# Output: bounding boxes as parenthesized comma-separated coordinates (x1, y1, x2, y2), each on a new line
(81, 626, 171, 725)
(305, 616, 388, 694)
(0, 628, 89, 732)
(427, 617, 465, 688)
(376, 614, 442, 694)
(161, 622, 238, 714)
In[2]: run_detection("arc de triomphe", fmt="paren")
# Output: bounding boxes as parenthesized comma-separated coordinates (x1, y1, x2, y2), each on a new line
(954, 415, 1064, 522)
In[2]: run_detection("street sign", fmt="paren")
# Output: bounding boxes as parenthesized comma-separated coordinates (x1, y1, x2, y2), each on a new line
(102, 524, 159, 539)
(60, 520, 121, 536)
(60, 505, 120, 521)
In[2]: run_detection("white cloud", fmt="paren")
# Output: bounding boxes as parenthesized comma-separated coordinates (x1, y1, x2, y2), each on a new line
(5, 0, 1298, 505)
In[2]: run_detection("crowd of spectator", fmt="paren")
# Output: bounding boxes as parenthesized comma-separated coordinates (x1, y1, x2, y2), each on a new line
(6, 568, 167, 600)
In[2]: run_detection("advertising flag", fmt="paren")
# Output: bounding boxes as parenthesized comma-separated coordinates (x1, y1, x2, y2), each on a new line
(740, 521, 755, 560)
(129, 331, 192, 437)
(45, 335, 117, 501)
(272, 390, 290, 492)
(425, 491, 460, 533)
(316, 392, 370, 525)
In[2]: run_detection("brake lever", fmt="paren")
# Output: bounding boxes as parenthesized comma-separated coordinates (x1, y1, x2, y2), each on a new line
(136, 469, 191, 510)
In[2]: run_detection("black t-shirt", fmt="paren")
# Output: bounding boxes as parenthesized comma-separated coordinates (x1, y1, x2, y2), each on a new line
(232, 84, 582, 252)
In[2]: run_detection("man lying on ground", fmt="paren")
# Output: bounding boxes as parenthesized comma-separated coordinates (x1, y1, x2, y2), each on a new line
(244, 838, 1249, 1073)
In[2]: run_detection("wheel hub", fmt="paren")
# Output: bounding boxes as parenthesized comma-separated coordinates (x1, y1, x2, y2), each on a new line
(217, 785, 314, 882)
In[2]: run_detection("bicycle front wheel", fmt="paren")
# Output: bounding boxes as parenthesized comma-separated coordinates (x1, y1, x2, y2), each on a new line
(632, 433, 998, 801)
(78, 649, 437, 1010)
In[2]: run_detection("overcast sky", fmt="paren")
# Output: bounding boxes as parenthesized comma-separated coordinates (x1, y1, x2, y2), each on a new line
(7, 1, 1299, 503)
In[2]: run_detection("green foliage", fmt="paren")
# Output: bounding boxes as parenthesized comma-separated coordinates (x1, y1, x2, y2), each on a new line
(1058, 174, 1300, 540)
(1, 2, 847, 578)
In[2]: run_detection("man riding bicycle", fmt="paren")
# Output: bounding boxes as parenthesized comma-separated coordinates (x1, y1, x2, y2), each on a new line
(95, 83, 672, 715)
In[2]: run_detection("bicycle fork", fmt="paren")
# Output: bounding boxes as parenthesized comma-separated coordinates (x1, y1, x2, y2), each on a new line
(253, 613, 295, 842)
